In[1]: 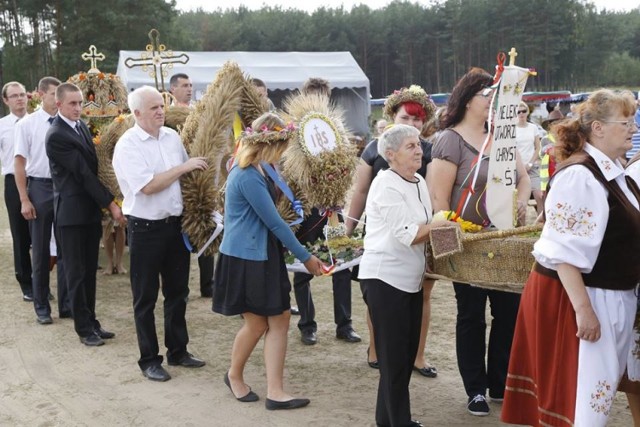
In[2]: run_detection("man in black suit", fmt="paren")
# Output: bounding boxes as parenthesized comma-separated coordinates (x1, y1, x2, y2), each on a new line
(45, 82, 125, 346)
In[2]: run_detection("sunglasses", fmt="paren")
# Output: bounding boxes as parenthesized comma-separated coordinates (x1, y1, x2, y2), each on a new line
(517, 110, 528, 114)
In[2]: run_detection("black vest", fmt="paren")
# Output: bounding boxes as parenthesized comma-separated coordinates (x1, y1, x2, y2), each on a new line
(547, 152, 640, 290)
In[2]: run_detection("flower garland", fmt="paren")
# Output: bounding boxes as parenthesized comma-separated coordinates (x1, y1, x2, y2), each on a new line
(383, 84, 436, 120)
(241, 122, 297, 145)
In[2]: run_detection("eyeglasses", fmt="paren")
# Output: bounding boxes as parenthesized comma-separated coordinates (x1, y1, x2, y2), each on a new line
(517, 110, 528, 114)
(7, 93, 26, 99)
(474, 88, 494, 98)
(604, 120, 637, 129)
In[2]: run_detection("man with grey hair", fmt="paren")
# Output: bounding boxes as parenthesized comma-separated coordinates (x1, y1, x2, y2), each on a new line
(113, 85, 208, 382)
(0, 81, 32, 301)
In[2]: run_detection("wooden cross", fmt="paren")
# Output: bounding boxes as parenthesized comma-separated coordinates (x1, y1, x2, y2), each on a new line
(81, 45, 105, 74)
(508, 47, 518, 66)
(124, 29, 190, 92)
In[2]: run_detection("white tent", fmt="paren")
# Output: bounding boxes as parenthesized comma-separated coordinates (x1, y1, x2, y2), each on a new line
(116, 51, 371, 135)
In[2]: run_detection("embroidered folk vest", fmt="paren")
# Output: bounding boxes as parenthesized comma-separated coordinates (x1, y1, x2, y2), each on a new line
(549, 152, 640, 290)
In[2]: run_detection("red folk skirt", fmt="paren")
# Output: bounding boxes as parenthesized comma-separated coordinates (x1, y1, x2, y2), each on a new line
(501, 264, 579, 427)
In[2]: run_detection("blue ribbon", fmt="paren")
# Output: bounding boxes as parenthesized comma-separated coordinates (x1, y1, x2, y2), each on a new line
(182, 232, 195, 253)
(260, 161, 304, 227)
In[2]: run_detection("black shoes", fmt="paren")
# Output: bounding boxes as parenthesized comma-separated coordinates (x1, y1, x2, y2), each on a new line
(224, 371, 259, 402)
(265, 398, 310, 410)
(168, 352, 206, 368)
(290, 306, 300, 315)
(413, 365, 438, 378)
(94, 327, 115, 339)
(23, 294, 33, 302)
(467, 394, 490, 416)
(300, 330, 317, 345)
(142, 365, 171, 382)
(366, 347, 379, 369)
(336, 329, 362, 343)
(36, 315, 53, 325)
(79, 333, 104, 347)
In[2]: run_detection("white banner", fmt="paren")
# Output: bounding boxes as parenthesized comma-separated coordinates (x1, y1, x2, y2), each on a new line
(485, 66, 530, 229)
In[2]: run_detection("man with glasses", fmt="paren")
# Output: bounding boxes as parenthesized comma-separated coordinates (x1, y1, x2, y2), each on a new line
(0, 82, 33, 301)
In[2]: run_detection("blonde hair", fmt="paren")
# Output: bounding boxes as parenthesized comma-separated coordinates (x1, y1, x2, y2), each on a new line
(518, 102, 530, 115)
(236, 113, 290, 168)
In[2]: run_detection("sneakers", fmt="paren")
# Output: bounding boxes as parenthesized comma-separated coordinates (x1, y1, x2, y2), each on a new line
(467, 394, 489, 416)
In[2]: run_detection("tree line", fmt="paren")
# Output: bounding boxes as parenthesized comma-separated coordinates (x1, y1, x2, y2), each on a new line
(1, 0, 639, 105)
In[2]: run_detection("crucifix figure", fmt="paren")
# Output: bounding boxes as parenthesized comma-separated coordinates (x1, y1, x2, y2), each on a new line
(508, 47, 518, 66)
(124, 28, 190, 92)
(81, 45, 105, 74)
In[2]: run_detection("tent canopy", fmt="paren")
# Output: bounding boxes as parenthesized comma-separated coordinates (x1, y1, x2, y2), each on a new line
(116, 51, 371, 135)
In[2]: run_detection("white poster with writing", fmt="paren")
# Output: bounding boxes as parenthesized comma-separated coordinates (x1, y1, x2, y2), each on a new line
(485, 66, 530, 229)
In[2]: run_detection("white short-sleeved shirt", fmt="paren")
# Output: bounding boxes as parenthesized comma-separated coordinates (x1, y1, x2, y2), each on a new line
(534, 143, 640, 273)
(0, 112, 22, 175)
(112, 124, 187, 220)
(14, 108, 55, 178)
(515, 122, 537, 163)
(358, 169, 433, 293)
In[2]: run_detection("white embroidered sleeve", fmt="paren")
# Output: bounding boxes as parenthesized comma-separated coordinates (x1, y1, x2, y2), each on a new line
(533, 166, 608, 273)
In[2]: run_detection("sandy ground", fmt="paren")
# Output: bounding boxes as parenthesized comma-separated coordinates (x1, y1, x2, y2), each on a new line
(0, 190, 633, 427)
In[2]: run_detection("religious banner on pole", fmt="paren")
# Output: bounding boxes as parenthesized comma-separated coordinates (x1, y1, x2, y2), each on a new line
(464, 48, 534, 230)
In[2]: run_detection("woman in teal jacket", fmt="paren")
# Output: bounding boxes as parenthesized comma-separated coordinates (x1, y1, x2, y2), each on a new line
(214, 112, 324, 411)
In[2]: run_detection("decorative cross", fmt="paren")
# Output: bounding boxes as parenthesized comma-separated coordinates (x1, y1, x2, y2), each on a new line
(508, 47, 518, 66)
(81, 45, 105, 74)
(124, 29, 190, 92)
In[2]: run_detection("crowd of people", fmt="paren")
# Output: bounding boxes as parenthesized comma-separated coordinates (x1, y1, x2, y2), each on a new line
(2, 68, 640, 426)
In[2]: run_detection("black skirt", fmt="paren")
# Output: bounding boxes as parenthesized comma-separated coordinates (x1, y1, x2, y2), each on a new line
(212, 232, 291, 317)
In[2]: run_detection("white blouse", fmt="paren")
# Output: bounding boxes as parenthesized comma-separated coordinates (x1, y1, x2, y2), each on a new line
(627, 160, 640, 186)
(358, 169, 433, 293)
(533, 143, 639, 273)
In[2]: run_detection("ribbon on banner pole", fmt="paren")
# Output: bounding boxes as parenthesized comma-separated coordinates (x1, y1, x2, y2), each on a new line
(260, 161, 304, 227)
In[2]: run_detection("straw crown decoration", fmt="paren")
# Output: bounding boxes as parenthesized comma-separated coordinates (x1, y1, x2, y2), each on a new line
(383, 84, 436, 120)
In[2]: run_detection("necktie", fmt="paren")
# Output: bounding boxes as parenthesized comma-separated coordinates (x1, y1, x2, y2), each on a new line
(47, 116, 54, 124)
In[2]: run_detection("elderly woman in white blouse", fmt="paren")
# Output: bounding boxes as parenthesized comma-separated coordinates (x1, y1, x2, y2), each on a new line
(359, 124, 441, 427)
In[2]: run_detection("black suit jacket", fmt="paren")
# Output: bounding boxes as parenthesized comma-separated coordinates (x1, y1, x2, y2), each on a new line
(45, 116, 113, 227)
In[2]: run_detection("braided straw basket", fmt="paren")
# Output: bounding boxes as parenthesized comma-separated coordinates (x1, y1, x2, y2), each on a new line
(426, 224, 543, 293)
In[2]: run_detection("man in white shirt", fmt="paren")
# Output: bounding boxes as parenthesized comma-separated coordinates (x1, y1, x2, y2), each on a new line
(169, 73, 193, 107)
(0, 81, 33, 301)
(14, 76, 70, 325)
(113, 86, 208, 382)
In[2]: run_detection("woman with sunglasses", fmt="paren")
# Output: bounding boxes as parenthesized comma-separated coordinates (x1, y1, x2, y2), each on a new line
(515, 101, 543, 213)
(428, 68, 530, 417)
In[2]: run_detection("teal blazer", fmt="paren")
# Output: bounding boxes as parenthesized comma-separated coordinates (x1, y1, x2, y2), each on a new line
(220, 165, 310, 262)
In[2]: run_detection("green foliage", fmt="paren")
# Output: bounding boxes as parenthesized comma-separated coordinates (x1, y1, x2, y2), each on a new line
(2, 0, 640, 101)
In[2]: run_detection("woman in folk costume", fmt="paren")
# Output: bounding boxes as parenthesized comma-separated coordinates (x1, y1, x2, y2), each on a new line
(620, 149, 640, 426)
(502, 89, 640, 426)
(213, 112, 324, 410)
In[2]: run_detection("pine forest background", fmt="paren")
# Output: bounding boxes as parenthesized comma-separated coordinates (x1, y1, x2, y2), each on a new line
(1, 0, 640, 109)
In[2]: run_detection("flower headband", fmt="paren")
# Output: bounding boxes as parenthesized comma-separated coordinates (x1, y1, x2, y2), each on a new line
(383, 85, 436, 121)
(240, 122, 298, 146)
